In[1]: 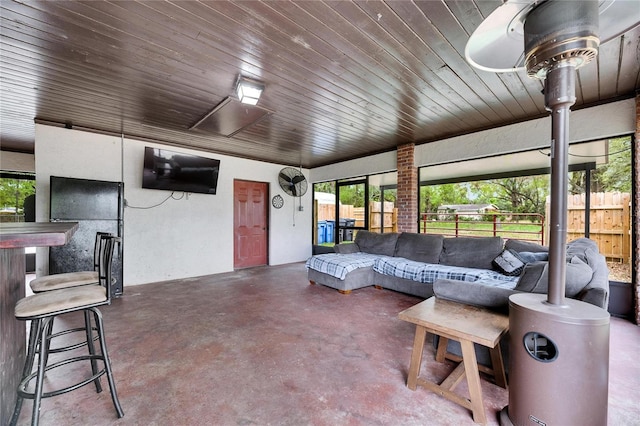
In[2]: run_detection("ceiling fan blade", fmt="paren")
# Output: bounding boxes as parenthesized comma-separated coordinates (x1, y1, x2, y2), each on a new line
(292, 175, 306, 185)
(279, 172, 292, 183)
(291, 185, 297, 197)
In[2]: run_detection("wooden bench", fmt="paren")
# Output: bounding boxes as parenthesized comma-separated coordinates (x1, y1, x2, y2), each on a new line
(399, 297, 509, 425)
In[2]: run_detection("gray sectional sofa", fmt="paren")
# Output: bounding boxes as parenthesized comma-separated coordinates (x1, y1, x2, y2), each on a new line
(305, 230, 609, 311)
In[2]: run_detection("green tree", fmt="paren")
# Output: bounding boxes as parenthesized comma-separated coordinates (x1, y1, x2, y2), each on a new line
(313, 181, 335, 194)
(592, 136, 631, 193)
(0, 178, 35, 213)
(338, 183, 365, 207)
(472, 176, 548, 215)
(420, 183, 468, 212)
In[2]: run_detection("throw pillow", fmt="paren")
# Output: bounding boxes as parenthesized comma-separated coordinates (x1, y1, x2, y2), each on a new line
(493, 249, 526, 276)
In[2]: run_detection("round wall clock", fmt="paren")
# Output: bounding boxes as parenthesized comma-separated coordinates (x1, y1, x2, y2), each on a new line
(271, 194, 284, 209)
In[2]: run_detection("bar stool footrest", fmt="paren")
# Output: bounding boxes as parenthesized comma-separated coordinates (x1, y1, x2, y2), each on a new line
(17, 355, 106, 400)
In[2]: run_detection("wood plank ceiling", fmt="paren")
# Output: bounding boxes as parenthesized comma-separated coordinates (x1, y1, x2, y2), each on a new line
(1, 1, 639, 168)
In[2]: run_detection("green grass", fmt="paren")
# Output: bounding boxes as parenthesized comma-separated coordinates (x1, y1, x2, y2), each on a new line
(421, 221, 543, 243)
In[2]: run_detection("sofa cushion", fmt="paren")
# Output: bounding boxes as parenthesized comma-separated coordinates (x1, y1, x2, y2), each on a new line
(353, 230, 399, 256)
(514, 256, 593, 297)
(439, 236, 504, 270)
(394, 233, 444, 263)
(505, 239, 548, 253)
(517, 251, 549, 263)
(565, 256, 594, 296)
(566, 238, 598, 264)
(492, 249, 526, 276)
(333, 243, 360, 254)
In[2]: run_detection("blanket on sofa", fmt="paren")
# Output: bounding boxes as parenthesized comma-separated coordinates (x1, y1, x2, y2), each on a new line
(373, 257, 519, 289)
(306, 251, 519, 289)
(305, 253, 389, 280)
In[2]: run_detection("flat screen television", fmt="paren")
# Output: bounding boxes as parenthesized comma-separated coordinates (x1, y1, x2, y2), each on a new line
(142, 147, 220, 194)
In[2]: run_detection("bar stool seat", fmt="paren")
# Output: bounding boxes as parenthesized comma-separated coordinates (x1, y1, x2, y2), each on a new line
(10, 235, 123, 426)
(15, 285, 106, 318)
(29, 231, 111, 293)
(29, 270, 99, 292)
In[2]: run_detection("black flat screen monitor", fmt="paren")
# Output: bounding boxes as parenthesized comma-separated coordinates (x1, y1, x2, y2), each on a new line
(142, 147, 220, 194)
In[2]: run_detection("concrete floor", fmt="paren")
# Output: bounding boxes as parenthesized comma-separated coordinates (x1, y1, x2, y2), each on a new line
(13, 262, 640, 425)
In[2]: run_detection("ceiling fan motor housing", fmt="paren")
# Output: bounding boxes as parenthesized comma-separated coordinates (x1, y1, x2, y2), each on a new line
(524, 0, 600, 79)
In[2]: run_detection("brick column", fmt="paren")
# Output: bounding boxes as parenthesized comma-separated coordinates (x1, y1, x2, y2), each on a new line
(397, 143, 418, 233)
(634, 94, 640, 325)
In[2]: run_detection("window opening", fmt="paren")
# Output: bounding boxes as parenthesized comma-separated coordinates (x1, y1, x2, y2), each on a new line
(336, 178, 368, 243)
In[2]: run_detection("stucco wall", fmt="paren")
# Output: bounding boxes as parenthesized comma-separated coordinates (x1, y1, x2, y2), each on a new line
(35, 124, 312, 286)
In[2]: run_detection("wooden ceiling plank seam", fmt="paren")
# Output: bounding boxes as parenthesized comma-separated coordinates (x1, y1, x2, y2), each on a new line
(272, 1, 468, 130)
(287, 0, 478, 128)
(411, 0, 532, 120)
(382, 0, 516, 123)
(0, 48, 201, 107)
(2, 17, 404, 141)
(328, 0, 490, 129)
(138, 0, 428, 136)
(442, 0, 487, 37)
(0, 2, 81, 43)
(493, 72, 542, 115)
(577, 60, 601, 105)
(597, 39, 622, 99)
(199, 0, 450, 134)
(161, 0, 425, 124)
(615, 28, 640, 94)
(472, 0, 503, 19)
(152, 0, 460, 138)
(0, 42, 222, 125)
(0, 13, 234, 99)
(311, 0, 481, 125)
(41, 1, 248, 92)
(350, 0, 507, 125)
(0, 51, 391, 142)
(12, 74, 398, 151)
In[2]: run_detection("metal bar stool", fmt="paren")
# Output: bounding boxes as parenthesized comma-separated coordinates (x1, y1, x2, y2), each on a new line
(10, 235, 124, 426)
(28, 232, 114, 393)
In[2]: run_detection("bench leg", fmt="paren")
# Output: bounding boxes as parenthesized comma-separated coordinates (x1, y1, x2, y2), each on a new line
(435, 336, 449, 363)
(489, 345, 507, 389)
(406, 325, 427, 391)
(460, 339, 487, 425)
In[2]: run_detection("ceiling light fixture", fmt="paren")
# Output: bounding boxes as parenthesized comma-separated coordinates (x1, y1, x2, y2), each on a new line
(236, 76, 265, 105)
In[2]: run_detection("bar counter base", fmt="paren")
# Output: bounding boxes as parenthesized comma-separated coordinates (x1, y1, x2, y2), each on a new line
(1, 248, 26, 426)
